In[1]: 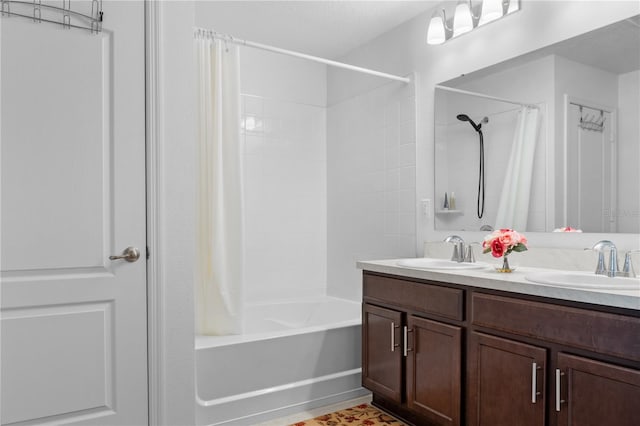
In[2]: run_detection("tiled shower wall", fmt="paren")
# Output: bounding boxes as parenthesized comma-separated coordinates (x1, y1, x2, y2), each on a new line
(327, 79, 417, 300)
(240, 50, 327, 304)
(241, 95, 327, 303)
(240, 49, 417, 303)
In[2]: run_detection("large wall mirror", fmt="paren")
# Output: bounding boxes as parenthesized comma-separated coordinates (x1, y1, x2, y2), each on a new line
(434, 15, 639, 234)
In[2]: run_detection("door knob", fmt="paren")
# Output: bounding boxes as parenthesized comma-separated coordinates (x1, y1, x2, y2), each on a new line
(109, 247, 140, 263)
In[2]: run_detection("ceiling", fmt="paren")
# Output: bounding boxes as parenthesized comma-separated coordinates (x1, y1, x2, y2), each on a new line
(553, 15, 640, 74)
(194, 1, 439, 59)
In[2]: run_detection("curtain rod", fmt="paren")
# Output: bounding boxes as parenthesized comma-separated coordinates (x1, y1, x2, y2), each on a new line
(194, 28, 411, 84)
(435, 85, 539, 109)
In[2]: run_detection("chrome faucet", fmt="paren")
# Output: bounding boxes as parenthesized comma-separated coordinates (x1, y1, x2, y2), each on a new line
(444, 235, 465, 262)
(621, 250, 640, 278)
(590, 240, 619, 277)
(464, 243, 477, 263)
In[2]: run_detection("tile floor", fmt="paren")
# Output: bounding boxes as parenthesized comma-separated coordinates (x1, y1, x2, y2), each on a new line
(255, 395, 373, 426)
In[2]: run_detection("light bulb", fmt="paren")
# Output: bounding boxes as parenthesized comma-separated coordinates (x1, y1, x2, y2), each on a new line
(478, 0, 504, 26)
(453, 0, 473, 37)
(426, 11, 447, 45)
(506, 0, 520, 15)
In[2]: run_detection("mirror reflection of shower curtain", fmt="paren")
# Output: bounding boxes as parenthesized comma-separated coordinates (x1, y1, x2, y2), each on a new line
(566, 105, 614, 232)
(495, 107, 540, 230)
(195, 35, 244, 335)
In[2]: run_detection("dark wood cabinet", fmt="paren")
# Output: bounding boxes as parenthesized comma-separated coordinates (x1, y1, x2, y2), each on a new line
(362, 303, 402, 402)
(406, 315, 461, 426)
(556, 353, 640, 426)
(361, 271, 640, 426)
(363, 274, 463, 426)
(467, 332, 546, 426)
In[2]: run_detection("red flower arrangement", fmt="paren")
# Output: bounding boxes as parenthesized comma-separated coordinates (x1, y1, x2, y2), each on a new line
(482, 228, 528, 258)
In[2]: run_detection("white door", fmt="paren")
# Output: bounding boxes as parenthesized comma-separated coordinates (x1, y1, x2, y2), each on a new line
(1, 1, 147, 425)
(566, 103, 615, 233)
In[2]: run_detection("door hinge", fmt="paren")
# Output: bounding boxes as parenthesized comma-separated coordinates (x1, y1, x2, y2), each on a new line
(146, 246, 150, 260)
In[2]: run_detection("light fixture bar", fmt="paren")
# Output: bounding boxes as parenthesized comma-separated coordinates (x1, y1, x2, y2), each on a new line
(427, 0, 520, 45)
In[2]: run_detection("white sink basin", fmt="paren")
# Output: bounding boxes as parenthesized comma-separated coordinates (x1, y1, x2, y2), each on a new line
(396, 258, 489, 270)
(525, 271, 640, 290)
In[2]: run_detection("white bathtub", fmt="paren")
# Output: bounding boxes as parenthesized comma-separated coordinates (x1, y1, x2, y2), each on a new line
(195, 297, 367, 426)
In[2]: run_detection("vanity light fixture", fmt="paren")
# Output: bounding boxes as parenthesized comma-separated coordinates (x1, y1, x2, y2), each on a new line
(478, 0, 505, 26)
(426, 9, 449, 45)
(453, 0, 475, 37)
(427, 0, 520, 45)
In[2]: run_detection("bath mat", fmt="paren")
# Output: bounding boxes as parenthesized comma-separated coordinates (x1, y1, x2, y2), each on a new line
(290, 403, 406, 426)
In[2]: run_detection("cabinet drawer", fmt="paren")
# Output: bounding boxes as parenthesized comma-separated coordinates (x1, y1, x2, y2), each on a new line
(472, 293, 640, 361)
(364, 273, 464, 321)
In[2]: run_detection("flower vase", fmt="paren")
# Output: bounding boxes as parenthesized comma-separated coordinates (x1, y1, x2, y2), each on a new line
(497, 255, 514, 273)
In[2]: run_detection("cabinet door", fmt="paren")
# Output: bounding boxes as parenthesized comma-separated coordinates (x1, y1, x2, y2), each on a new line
(406, 315, 461, 426)
(556, 353, 640, 426)
(362, 303, 403, 402)
(468, 332, 546, 426)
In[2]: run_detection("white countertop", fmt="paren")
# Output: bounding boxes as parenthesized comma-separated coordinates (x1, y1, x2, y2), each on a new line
(357, 259, 640, 311)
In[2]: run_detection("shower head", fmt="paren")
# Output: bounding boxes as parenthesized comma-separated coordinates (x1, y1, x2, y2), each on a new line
(457, 114, 488, 132)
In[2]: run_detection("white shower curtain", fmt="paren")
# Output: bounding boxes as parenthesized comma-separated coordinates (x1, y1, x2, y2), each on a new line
(195, 34, 244, 335)
(495, 107, 540, 230)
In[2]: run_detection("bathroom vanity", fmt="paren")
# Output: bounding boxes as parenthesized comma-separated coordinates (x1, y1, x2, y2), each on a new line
(358, 260, 640, 426)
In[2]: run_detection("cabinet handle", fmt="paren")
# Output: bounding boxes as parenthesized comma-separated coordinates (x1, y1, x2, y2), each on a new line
(403, 326, 413, 357)
(555, 369, 565, 412)
(531, 362, 542, 403)
(390, 322, 400, 352)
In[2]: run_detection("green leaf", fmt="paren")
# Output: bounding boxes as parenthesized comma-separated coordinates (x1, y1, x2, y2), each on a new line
(512, 243, 528, 252)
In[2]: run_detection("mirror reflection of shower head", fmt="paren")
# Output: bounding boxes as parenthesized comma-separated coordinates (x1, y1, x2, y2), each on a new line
(456, 113, 488, 219)
(457, 114, 489, 132)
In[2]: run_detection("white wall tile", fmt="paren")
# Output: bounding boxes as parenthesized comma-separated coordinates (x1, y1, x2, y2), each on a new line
(385, 169, 400, 192)
(399, 96, 416, 124)
(398, 166, 416, 190)
(398, 189, 414, 214)
(240, 48, 326, 107)
(328, 80, 417, 300)
(384, 145, 399, 169)
(384, 101, 399, 128)
(384, 191, 399, 213)
(240, 55, 327, 304)
(384, 125, 398, 147)
(244, 95, 264, 117)
(398, 143, 416, 167)
(384, 213, 399, 235)
(399, 121, 416, 145)
(398, 213, 416, 236)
